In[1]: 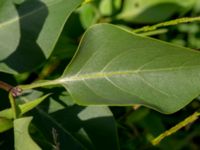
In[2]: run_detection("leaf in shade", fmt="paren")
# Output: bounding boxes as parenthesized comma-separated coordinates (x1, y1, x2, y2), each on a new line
(0, 0, 83, 74)
(0, 0, 20, 60)
(22, 88, 119, 149)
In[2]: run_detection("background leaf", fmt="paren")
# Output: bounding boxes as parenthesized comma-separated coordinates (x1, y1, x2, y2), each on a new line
(0, 117, 13, 133)
(0, 94, 49, 119)
(22, 88, 119, 150)
(14, 117, 41, 150)
(117, 0, 196, 23)
(99, 0, 122, 16)
(0, 0, 20, 61)
(61, 23, 200, 114)
(0, 0, 83, 74)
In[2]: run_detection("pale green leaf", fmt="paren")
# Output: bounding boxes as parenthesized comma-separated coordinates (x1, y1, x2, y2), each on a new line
(0, 0, 83, 74)
(0, 94, 49, 119)
(60, 23, 200, 114)
(0, 0, 20, 61)
(99, 0, 122, 16)
(14, 117, 41, 150)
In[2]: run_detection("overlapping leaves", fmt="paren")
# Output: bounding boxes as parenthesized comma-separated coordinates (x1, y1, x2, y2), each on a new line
(0, 0, 83, 74)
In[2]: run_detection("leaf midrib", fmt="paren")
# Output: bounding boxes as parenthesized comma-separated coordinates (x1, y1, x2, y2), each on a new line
(61, 64, 200, 82)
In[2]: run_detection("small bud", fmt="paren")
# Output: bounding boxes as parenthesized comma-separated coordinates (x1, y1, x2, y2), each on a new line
(10, 87, 23, 97)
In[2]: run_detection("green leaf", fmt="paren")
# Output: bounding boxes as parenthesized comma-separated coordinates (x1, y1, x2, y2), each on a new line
(0, 117, 13, 133)
(117, 0, 196, 23)
(0, 0, 20, 61)
(78, 3, 97, 29)
(60, 23, 200, 114)
(0, 94, 49, 119)
(99, 0, 122, 16)
(0, 0, 83, 74)
(14, 117, 41, 150)
(24, 88, 119, 149)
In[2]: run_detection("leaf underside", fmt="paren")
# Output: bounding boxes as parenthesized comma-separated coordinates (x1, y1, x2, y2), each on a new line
(61, 24, 200, 114)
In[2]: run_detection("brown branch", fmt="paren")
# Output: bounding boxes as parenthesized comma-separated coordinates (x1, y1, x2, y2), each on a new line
(0, 81, 14, 92)
(0, 81, 22, 97)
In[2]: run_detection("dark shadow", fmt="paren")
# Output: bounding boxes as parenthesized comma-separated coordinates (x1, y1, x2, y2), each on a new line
(50, 107, 118, 150)
(2, 0, 48, 72)
(28, 87, 118, 150)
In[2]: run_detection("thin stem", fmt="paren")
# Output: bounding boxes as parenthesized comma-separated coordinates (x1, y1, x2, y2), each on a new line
(134, 16, 200, 33)
(152, 111, 200, 145)
(0, 81, 22, 119)
(52, 128, 60, 150)
(8, 92, 20, 119)
(139, 29, 168, 36)
(0, 81, 22, 97)
(19, 79, 60, 90)
(0, 81, 14, 92)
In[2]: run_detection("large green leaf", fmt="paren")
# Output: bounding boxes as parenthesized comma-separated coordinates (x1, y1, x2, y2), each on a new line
(60, 23, 200, 114)
(0, 0, 83, 74)
(14, 117, 41, 150)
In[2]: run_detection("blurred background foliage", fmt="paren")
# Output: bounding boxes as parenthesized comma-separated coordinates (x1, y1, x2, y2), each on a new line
(1, 0, 200, 149)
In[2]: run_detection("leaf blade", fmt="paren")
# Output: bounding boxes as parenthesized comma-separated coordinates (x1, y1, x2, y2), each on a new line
(0, 117, 13, 133)
(61, 24, 200, 114)
(0, 0, 20, 61)
(0, 94, 49, 119)
(14, 117, 41, 150)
